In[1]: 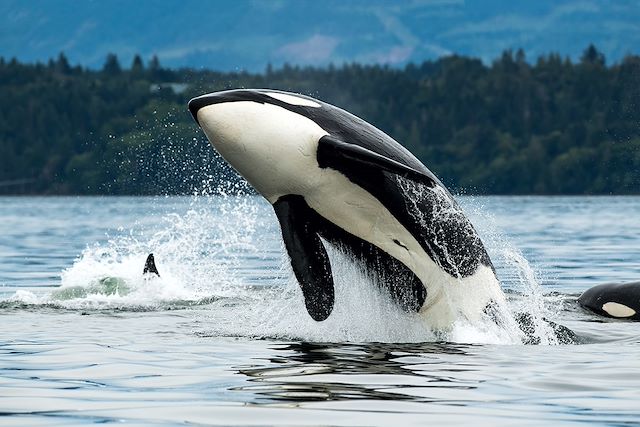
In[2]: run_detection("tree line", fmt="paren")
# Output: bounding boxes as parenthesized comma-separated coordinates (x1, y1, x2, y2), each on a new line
(0, 45, 638, 195)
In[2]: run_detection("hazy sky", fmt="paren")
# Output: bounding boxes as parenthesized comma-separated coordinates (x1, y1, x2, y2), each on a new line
(1, 0, 638, 70)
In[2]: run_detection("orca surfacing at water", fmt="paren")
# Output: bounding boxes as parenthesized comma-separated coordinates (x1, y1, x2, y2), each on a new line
(52, 254, 160, 300)
(143, 253, 160, 277)
(579, 281, 640, 320)
(188, 89, 507, 329)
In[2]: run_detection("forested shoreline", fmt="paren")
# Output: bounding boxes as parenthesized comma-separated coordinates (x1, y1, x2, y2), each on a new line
(1, 45, 639, 195)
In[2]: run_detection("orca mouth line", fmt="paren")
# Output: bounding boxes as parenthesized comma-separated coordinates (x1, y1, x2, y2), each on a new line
(188, 90, 270, 125)
(188, 89, 319, 126)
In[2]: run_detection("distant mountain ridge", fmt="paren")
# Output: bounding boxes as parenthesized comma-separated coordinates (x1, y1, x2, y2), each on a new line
(1, 0, 639, 71)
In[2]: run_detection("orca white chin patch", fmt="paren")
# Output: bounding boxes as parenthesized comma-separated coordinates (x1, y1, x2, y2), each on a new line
(264, 92, 321, 108)
(602, 302, 636, 318)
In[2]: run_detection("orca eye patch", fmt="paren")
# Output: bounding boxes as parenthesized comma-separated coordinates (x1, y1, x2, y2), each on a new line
(264, 92, 321, 108)
(602, 302, 636, 318)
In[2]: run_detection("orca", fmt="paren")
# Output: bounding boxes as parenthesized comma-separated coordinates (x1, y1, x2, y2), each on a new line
(188, 89, 506, 329)
(52, 254, 160, 300)
(578, 281, 640, 320)
(143, 253, 160, 277)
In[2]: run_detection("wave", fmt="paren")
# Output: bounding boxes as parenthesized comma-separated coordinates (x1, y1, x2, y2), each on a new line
(2, 192, 576, 345)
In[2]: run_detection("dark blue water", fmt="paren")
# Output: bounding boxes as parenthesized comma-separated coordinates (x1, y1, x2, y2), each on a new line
(1, 196, 640, 425)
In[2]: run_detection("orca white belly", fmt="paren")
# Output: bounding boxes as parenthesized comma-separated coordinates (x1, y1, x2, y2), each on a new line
(303, 168, 504, 329)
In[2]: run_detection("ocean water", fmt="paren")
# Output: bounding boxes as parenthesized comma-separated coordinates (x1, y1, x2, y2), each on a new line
(1, 195, 640, 425)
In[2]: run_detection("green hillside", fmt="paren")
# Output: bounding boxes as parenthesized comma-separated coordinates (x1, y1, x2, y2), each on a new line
(1, 46, 638, 195)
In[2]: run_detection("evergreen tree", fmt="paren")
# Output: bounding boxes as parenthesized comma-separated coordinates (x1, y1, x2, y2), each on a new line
(581, 44, 605, 66)
(131, 54, 144, 74)
(148, 54, 161, 79)
(102, 53, 121, 75)
(55, 52, 71, 74)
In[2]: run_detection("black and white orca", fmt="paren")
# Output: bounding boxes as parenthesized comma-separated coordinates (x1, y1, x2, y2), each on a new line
(578, 281, 640, 320)
(188, 89, 506, 329)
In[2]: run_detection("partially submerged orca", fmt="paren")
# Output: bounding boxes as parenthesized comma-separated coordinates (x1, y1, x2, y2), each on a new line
(188, 89, 506, 329)
(143, 253, 160, 277)
(52, 254, 160, 300)
(578, 281, 640, 320)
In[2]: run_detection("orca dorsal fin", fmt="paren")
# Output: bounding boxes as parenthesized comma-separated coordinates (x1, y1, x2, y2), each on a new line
(143, 253, 160, 277)
(317, 134, 436, 187)
(273, 195, 334, 321)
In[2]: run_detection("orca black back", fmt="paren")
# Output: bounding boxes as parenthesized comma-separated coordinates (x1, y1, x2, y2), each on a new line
(578, 281, 640, 320)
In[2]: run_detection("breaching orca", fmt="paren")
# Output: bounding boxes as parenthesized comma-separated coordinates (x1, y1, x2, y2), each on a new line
(188, 89, 506, 329)
(578, 281, 640, 320)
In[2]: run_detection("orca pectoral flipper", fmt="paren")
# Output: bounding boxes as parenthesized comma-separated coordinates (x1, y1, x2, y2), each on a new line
(273, 195, 335, 321)
(317, 135, 436, 187)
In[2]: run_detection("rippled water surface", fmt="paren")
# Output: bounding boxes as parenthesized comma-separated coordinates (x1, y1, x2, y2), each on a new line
(2, 195, 640, 425)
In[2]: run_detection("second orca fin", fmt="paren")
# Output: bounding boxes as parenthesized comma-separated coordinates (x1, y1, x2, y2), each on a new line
(143, 253, 160, 277)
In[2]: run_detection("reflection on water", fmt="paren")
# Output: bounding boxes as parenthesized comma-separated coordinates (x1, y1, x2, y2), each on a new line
(236, 342, 473, 403)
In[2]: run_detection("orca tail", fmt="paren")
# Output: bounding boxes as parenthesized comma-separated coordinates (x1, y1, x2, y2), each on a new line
(143, 253, 160, 277)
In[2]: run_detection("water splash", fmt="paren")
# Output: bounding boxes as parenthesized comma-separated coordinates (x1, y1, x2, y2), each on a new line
(35, 188, 266, 310)
(3, 186, 573, 344)
(203, 243, 438, 343)
(463, 197, 570, 345)
(502, 248, 567, 345)
(394, 178, 529, 343)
